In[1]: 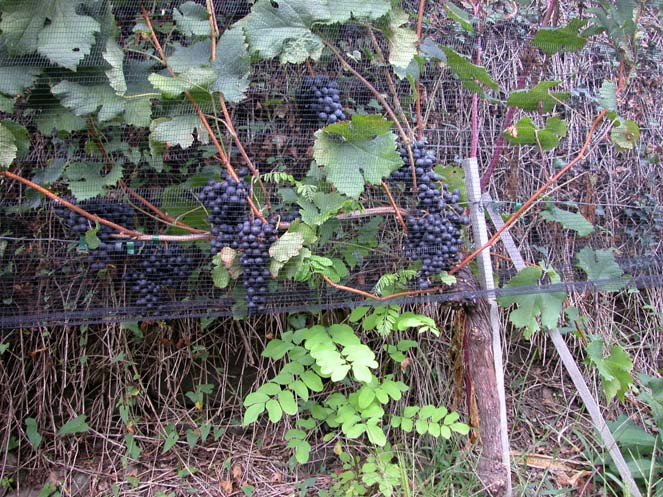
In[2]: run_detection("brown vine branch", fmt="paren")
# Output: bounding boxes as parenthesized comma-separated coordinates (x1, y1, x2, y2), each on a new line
(218, 94, 272, 213)
(450, 109, 609, 275)
(381, 181, 408, 233)
(1, 170, 142, 238)
(206, 0, 219, 61)
(321, 38, 418, 192)
(415, 0, 426, 140)
(321, 274, 442, 302)
(113, 232, 211, 242)
(140, 5, 267, 223)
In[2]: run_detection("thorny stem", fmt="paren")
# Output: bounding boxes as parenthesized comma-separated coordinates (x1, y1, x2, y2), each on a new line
(450, 109, 610, 275)
(381, 181, 408, 232)
(140, 5, 267, 223)
(321, 38, 418, 192)
(218, 94, 272, 213)
(1, 171, 142, 238)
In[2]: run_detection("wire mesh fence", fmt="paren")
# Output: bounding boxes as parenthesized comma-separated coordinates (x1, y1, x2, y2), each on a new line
(0, 0, 661, 328)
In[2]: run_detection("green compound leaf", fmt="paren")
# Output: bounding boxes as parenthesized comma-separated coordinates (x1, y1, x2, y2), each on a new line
(300, 370, 324, 392)
(65, 162, 123, 201)
(532, 18, 588, 54)
(507, 81, 570, 112)
(265, 398, 283, 423)
(243, 402, 265, 425)
(174, 1, 210, 37)
(0, 122, 18, 170)
(277, 389, 298, 416)
(497, 266, 566, 339)
(313, 120, 401, 199)
(586, 336, 633, 402)
(504, 116, 568, 150)
(575, 247, 628, 291)
(58, 414, 90, 435)
(441, 46, 499, 97)
(540, 204, 594, 236)
(25, 417, 42, 449)
(395, 311, 440, 335)
(262, 338, 294, 360)
(386, 9, 418, 79)
(365, 422, 387, 447)
(610, 119, 640, 150)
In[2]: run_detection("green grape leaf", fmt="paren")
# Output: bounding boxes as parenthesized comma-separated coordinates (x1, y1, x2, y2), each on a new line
(0, 123, 18, 170)
(504, 116, 567, 150)
(0, 67, 41, 96)
(51, 81, 124, 121)
(610, 119, 640, 150)
(329, 1, 391, 22)
(0, 94, 14, 113)
(507, 81, 570, 112)
(239, 0, 324, 64)
(150, 114, 210, 150)
(149, 68, 218, 98)
(85, 223, 101, 250)
(211, 260, 230, 289)
(586, 337, 633, 402)
(210, 28, 251, 102)
(385, 9, 418, 79)
(599, 80, 618, 112)
(324, 115, 393, 140)
(58, 414, 90, 435)
(36, 105, 87, 135)
(575, 247, 628, 291)
(314, 123, 401, 199)
(103, 39, 127, 96)
(65, 162, 123, 201)
(25, 417, 42, 449)
(297, 191, 348, 226)
(532, 18, 588, 54)
(38, 1, 101, 70)
(540, 204, 594, 236)
(269, 231, 304, 262)
(445, 3, 475, 33)
(174, 1, 210, 37)
(497, 266, 567, 338)
(441, 46, 499, 97)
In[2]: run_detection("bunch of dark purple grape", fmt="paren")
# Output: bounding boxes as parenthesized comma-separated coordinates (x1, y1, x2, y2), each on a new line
(198, 174, 249, 255)
(391, 140, 469, 288)
(55, 199, 136, 271)
(237, 218, 277, 312)
(297, 75, 346, 126)
(130, 244, 197, 310)
(390, 140, 436, 185)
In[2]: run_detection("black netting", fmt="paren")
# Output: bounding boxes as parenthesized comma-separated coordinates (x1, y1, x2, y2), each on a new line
(1, 0, 662, 327)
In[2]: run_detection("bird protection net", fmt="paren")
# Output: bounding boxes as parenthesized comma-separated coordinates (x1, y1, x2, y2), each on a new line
(0, 0, 662, 327)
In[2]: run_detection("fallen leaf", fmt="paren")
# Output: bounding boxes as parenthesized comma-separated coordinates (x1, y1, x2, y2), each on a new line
(231, 463, 243, 481)
(220, 479, 233, 494)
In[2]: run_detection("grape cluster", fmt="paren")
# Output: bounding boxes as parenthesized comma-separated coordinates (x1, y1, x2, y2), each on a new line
(130, 244, 197, 310)
(390, 140, 437, 185)
(198, 174, 249, 255)
(298, 75, 346, 126)
(392, 140, 469, 288)
(237, 218, 277, 312)
(55, 199, 136, 271)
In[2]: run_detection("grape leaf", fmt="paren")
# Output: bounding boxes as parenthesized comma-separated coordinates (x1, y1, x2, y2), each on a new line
(150, 115, 210, 150)
(51, 81, 125, 122)
(540, 204, 594, 236)
(65, 162, 123, 201)
(149, 68, 218, 98)
(329, 1, 391, 22)
(610, 119, 640, 150)
(313, 118, 401, 199)
(497, 266, 567, 338)
(445, 3, 475, 33)
(58, 414, 90, 435)
(0, 123, 18, 170)
(504, 116, 567, 150)
(103, 39, 127, 96)
(575, 247, 628, 291)
(174, 1, 210, 37)
(269, 231, 304, 262)
(532, 18, 588, 54)
(441, 47, 499, 97)
(0, 67, 41, 96)
(507, 81, 570, 112)
(36, 105, 87, 135)
(599, 80, 617, 112)
(37, 1, 101, 70)
(385, 9, 418, 79)
(586, 337, 633, 402)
